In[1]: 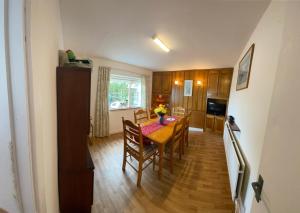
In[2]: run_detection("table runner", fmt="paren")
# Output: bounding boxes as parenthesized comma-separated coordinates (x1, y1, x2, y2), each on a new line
(141, 116, 178, 136)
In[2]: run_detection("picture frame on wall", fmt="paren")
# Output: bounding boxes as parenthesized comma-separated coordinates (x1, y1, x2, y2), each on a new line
(184, 80, 193, 96)
(236, 43, 255, 90)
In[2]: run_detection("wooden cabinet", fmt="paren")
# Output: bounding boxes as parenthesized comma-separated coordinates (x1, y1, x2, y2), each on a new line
(218, 71, 232, 98)
(152, 72, 162, 93)
(190, 111, 205, 128)
(161, 72, 172, 94)
(152, 72, 172, 107)
(205, 114, 215, 131)
(205, 69, 232, 133)
(57, 67, 94, 213)
(152, 72, 172, 94)
(207, 69, 233, 99)
(205, 114, 225, 133)
(207, 70, 219, 97)
(214, 116, 225, 133)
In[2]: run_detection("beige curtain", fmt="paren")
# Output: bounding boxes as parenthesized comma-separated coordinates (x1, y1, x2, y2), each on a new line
(94, 66, 111, 137)
(141, 75, 151, 109)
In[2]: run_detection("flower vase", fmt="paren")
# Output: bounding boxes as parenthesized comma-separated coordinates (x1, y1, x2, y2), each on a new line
(159, 115, 164, 125)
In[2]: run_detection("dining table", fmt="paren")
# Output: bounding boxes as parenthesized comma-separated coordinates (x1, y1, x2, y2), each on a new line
(140, 116, 181, 179)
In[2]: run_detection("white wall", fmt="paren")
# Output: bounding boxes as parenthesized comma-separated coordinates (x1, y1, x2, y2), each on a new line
(6, 0, 40, 212)
(0, 0, 20, 212)
(28, 0, 64, 212)
(227, 2, 286, 212)
(252, 2, 300, 212)
(87, 56, 153, 134)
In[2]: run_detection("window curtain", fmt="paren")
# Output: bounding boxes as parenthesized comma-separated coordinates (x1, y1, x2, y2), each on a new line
(141, 76, 146, 108)
(94, 66, 111, 137)
(144, 76, 151, 109)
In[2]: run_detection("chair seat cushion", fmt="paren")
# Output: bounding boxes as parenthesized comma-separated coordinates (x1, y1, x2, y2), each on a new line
(127, 141, 157, 159)
(132, 135, 152, 146)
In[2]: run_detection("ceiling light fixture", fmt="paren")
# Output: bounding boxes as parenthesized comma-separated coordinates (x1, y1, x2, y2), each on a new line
(152, 36, 170, 52)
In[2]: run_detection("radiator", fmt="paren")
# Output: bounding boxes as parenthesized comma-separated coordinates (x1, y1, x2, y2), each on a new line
(223, 122, 246, 201)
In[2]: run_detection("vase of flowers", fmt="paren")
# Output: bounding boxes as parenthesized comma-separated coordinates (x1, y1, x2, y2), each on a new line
(154, 104, 167, 125)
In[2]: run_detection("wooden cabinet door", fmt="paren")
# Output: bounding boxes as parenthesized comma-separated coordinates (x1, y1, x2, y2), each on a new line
(57, 67, 91, 170)
(218, 70, 232, 98)
(161, 72, 172, 94)
(214, 116, 225, 133)
(207, 70, 219, 97)
(205, 114, 215, 131)
(190, 111, 205, 128)
(152, 72, 161, 93)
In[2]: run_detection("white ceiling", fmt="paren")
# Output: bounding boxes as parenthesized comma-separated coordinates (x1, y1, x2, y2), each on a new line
(60, 0, 270, 71)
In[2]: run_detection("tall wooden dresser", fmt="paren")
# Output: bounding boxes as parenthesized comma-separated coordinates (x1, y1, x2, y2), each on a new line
(57, 66, 94, 213)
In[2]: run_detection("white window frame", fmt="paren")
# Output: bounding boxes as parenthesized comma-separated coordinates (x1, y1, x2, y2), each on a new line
(109, 74, 144, 110)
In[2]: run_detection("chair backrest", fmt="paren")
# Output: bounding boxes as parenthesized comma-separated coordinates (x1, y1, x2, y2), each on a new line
(122, 117, 143, 150)
(172, 106, 186, 117)
(149, 108, 157, 119)
(134, 109, 149, 124)
(170, 117, 185, 147)
(185, 112, 191, 130)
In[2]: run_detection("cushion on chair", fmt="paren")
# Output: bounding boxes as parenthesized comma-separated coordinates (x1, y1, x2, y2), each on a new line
(132, 135, 152, 145)
(127, 141, 157, 159)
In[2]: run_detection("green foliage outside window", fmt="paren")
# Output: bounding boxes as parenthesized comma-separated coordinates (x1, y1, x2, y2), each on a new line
(109, 76, 142, 109)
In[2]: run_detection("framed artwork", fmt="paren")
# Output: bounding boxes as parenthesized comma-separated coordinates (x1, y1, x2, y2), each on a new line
(184, 80, 193, 96)
(236, 43, 255, 90)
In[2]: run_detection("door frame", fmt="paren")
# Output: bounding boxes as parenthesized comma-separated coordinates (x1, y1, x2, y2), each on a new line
(3, 0, 38, 212)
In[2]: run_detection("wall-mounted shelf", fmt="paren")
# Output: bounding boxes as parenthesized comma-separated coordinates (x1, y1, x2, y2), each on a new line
(228, 121, 240, 132)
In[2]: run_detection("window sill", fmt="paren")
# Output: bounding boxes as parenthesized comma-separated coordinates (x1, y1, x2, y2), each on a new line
(109, 107, 140, 112)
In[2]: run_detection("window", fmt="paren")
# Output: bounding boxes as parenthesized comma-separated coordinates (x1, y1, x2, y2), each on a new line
(109, 74, 145, 110)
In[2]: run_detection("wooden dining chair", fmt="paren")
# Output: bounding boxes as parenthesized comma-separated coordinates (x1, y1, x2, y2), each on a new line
(165, 117, 186, 173)
(182, 112, 191, 155)
(122, 117, 158, 187)
(134, 109, 149, 124)
(149, 108, 157, 119)
(172, 106, 186, 117)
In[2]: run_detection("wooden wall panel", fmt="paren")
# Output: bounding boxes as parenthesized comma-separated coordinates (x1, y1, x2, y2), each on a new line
(184, 71, 193, 112)
(191, 70, 208, 112)
(151, 68, 233, 128)
(171, 71, 185, 109)
(200, 70, 209, 112)
(191, 71, 200, 111)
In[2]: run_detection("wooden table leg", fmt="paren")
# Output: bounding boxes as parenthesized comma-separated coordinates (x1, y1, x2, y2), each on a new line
(158, 144, 164, 180)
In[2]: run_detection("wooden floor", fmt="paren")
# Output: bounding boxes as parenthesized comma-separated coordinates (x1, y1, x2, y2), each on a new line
(89, 130, 234, 213)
